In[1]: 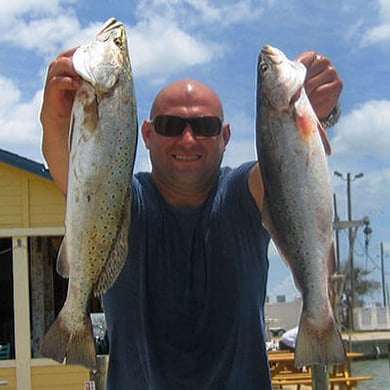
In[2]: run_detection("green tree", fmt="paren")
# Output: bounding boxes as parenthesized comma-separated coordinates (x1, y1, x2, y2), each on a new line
(352, 267, 381, 305)
(338, 266, 381, 329)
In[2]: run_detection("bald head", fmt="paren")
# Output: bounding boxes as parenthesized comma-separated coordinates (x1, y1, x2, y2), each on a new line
(150, 79, 224, 121)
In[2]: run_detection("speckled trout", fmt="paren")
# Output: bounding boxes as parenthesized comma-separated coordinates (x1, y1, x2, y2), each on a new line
(40, 18, 137, 370)
(256, 45, 345, 367)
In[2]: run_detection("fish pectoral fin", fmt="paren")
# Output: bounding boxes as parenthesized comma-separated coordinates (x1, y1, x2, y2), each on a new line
(68, 113, 75, 152)
(294, 112, 332, 156)
(94, 190, 132, 296)
(317, 121, 332, 155)
(56, 238, 70, 278)
(294, 112, 314, 141)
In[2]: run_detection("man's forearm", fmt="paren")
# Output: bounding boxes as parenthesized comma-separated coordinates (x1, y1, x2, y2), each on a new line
(42, 121, 69, 195)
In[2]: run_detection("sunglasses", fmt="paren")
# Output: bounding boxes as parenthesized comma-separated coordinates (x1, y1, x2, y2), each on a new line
(151, 115, 222, 138)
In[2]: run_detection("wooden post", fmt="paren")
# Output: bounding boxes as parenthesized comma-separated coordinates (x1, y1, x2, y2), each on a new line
(311, 364, 329, 390)
(30, 236, 55, 357)
(12, 236, 32, 389)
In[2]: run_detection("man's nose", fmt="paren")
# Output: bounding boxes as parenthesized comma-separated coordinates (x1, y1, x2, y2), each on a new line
(180, 124, 197, 142)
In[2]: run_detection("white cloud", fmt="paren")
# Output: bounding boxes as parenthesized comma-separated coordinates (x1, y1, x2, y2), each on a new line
(0, 76, 43, 160)
(126, 0, 264, 78)
(0, 1, 226, 77)
(136, 0, 262, 27)
(185, 0, 262, 25)
(128, 18, 224, 77)
(331, 100, 390, 162)
(361, 0, 390, 46)
(330, 100, 390, 232)
(377, 0, 390, 19)
(0, 0, 68, 19)
(362, 24, 390, 46)
(2, 15, 83, 55)
(0, 0, 92, 58)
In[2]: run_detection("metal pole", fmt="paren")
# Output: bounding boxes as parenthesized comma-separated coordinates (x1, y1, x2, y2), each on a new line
(346, 173, 355, 330)
(333, 193, 340, 272)
(380, 242, 387, 307)
(334, 171, 364, 331)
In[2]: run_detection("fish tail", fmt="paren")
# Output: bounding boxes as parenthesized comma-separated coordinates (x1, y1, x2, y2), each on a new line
(40, 312, 69, 363)
(294, 312, 346, 367)
(65, 319, 97, 370)
(40, 311, 97, 370)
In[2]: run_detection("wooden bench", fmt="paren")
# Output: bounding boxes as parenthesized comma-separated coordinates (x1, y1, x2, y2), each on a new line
(269, 350, 373, 389)
(272, 373, 373, 389)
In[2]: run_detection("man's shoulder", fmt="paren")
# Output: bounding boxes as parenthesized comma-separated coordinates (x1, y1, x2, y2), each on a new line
(219, 161, 257, 182)
(133, 171, 151, 181)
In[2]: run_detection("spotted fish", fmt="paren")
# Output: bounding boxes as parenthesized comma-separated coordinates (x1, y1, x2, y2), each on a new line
(40, 18, 137, 370)
(256, 45, 345, 367)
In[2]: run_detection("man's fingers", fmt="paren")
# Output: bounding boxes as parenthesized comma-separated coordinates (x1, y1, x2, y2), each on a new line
(56, 47, 79, 60)
(46, 55, 81, 91)
(296, 51, 343, 119)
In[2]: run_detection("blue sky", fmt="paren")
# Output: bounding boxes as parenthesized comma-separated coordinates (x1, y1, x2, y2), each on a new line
(1, 0, 389, 303)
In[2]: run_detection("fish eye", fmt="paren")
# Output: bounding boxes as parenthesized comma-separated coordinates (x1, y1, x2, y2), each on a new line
(114, 37, 123, 48)
(260, 62, 268, 73)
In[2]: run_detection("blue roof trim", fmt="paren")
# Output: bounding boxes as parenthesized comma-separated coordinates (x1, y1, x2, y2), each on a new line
(0, 148, 53, 180)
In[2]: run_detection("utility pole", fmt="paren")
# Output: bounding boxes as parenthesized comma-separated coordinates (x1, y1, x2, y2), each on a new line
(333, 194, 341, 272)
(380, 242, 387, 307)
(332, 217, 371, 336)
(334, 171, 364, 330)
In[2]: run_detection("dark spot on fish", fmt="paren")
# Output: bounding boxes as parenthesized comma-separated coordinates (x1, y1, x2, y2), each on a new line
(82, 95, 99, 132)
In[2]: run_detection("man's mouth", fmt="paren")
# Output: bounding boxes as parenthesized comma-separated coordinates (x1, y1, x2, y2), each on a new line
(172, 154, 201, 161)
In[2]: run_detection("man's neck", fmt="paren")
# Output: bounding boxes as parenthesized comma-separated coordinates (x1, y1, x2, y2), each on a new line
(151, 174, 217, 208)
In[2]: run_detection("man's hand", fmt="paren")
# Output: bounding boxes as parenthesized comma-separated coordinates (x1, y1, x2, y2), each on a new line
(40, 48, 81, 134)
(40, 48, 81, 194)
(296, 52, 343, 121)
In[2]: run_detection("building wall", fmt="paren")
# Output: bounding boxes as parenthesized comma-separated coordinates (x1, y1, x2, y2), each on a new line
(265, 298, 302, 332)
(354, 306, 390, 331)
(0, 162, 65, 229)
(31, 363, 90, 389)
(0, 365, 16, 389)
(0, 159, 83, 388)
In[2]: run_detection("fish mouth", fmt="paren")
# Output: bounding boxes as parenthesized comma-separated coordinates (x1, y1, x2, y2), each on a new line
(97, 18, 125, 43)
(98, 18, 123, 35)
(261, 45, 283, 65)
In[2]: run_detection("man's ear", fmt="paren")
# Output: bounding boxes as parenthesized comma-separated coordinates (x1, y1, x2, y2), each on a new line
(222, 123, 231, 148)
(141, 120, 153, 149)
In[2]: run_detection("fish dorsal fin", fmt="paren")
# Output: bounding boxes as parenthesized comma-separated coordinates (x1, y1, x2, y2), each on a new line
(94, 189, 132, 296)
(56, 237, 70, 278)
(318, 121, 332, 156)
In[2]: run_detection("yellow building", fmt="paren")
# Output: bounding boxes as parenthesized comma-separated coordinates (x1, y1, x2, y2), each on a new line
(0, 149, 91, 389)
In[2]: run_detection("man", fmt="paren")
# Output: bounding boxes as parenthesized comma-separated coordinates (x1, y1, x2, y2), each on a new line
(279, 327, 298, 352)
(41, 48, 342, 389)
